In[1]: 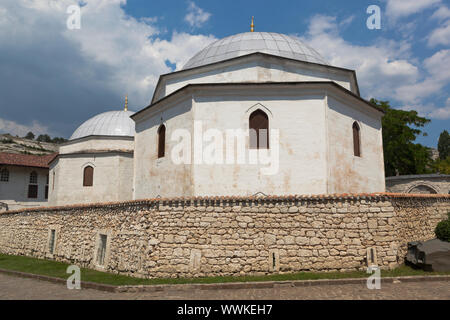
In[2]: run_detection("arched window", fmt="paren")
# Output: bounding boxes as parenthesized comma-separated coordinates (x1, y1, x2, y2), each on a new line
(249, 109, 269, 149)
(158, 124, 166, 158)
(408, 184, 438, 194)
(352, 122, 361, 157)
(83, 166, 94, 187)
(28, 171, 38, 198)
(0, 168, 9, 182)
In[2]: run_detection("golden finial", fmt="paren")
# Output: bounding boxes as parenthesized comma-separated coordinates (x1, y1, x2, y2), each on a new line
(250, 16, 255, 32)
(124, 95, 128, 111)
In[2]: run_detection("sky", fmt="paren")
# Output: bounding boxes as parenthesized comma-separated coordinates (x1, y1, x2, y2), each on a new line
(0, 0, 448, 147)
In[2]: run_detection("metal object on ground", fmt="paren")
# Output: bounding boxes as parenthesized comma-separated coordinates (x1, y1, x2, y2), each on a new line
(406, 239, 450, 272)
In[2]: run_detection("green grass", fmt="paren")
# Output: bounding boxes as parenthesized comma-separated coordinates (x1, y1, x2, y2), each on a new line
(0, 253, 448, 286)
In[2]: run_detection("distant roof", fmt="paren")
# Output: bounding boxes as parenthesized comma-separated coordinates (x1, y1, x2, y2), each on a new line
(0, 152, 57, 169)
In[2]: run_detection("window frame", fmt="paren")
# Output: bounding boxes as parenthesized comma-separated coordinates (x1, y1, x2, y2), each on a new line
(0, 168, 9, 182)
(83, 165, 94, 187)
(94, 230, 111, 269)
(48, 229, 56, 254)
(157, 124, 166, 159)
(45, 174, 49, 199)
(28, 171, 38, 199)
(249, 109, 270, 150)
(352, 121, 361, 157)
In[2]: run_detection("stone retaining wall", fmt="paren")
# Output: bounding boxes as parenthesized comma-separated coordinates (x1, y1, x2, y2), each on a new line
(0, 193, 449, 279)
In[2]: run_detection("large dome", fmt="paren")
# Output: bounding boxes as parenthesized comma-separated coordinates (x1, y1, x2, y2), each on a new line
(183, 32, 329, 70)
(70, 110, 135, 140)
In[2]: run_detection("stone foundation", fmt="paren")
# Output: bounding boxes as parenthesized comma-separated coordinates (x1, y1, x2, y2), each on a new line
(0, 193, 449, 279)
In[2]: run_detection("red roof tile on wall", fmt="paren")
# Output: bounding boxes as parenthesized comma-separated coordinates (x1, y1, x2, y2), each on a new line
(0, 152, 57, 169)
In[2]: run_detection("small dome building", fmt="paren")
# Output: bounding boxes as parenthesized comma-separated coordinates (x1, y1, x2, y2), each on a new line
(48, 102, 135, 206)
(70, 110, 135, 140)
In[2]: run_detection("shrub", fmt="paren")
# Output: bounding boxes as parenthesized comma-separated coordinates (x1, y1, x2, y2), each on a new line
(1, 138, 13, 144)
(435, 213, 450, 242)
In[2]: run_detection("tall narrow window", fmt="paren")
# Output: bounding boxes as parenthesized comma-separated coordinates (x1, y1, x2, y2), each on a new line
(48, 229, 56, 254)
(353, 122, 361, 157)
(0, 168, 9, 182)
(52, 171, 55, 190)
(28, 171, 38, 198)
(83, 166, 94, 187)
(97, 234, 107, 266)
(249, 110, 269, 149)
(158, 124, 166, 158)
(45, 174, 49, 199)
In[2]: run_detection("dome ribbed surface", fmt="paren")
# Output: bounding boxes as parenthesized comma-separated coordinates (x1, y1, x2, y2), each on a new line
(70, 110, 135, 140)
(183, 32, 329, 70)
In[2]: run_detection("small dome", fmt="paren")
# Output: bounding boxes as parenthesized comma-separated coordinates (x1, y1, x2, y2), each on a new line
(70, 110, 135, 140)
(183, 32, 329, 70)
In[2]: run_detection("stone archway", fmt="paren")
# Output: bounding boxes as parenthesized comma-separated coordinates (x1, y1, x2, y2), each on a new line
(407, 183, 438, 194)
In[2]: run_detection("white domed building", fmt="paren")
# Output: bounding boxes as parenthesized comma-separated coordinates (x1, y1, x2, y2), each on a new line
(132, 30, 385, 199)
(48, 106, 135, 206)
(50, 28, 386, 205)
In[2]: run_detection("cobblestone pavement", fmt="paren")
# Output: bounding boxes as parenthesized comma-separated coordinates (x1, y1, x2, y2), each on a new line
(0, 274, 448, 300)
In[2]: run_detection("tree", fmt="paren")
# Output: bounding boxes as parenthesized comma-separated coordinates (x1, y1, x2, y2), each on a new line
(438, 130, 450, 160)
(431, 157, 450, 174)
(24, 132, 35, 140)
(51, 137, 68, 144)
(36, 134, 52, 143)
(371, 99, 433, 177)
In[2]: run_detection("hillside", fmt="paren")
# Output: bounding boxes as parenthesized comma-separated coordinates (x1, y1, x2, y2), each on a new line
(0, 134, 58, 155)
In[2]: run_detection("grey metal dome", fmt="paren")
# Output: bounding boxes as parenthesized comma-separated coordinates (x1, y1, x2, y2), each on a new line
(183, 32, 329, 70)
(70, 110, 135, 140)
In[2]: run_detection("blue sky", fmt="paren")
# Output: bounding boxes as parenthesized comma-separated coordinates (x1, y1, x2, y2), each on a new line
(0, 0, 448, 147)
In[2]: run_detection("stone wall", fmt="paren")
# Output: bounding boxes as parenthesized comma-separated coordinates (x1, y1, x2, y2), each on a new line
(386, 174, 450, 194)
(0, 193, 449, 279)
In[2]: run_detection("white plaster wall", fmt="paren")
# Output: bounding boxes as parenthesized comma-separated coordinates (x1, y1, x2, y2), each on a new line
(135, 85, 384, 198)
(133, 98, 193, 200)
(191, 91, 328, 197)
(60, 137, 134, 154)
(0, 166, 48, 210)
(159, 60, 354, 101)
(326, 94, 385, 193)
(48, 153, 133, 206)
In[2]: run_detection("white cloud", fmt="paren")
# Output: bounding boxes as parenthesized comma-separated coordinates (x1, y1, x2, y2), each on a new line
(428, 105, 450, 119)
(386, 0, 441, 19)
(184, 1, 211, 28)
(395, 49, 450, 103)
(0, 0, 217, 137)
(151, 32, 217, 70)
(401, 100, 450, 120)
(0, 118, 50, 137)
(300, 15, 419, 101)
(301, 15, 450, 120)
(428, 19, 450, 46)
(431, 5, 450, 20)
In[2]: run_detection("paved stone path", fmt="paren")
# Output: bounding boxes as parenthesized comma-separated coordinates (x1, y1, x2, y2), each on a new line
(0, 273, 448, 300)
